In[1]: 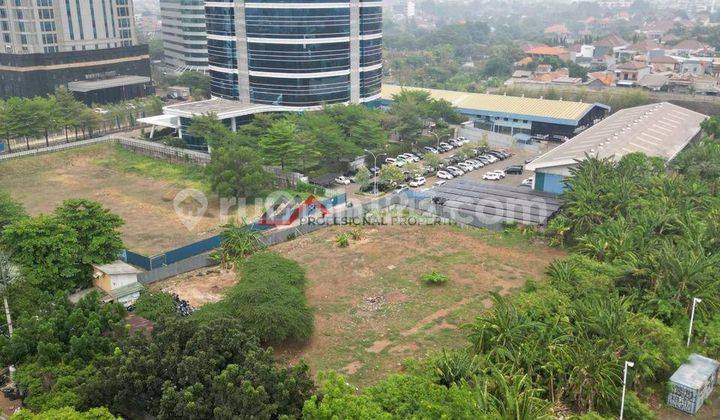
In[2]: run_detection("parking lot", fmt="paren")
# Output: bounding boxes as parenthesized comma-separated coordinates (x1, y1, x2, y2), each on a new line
(334, 136, 559, 202)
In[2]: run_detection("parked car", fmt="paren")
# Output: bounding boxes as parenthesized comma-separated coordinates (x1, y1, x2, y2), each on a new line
(457, 162, 474, 172)
(449, 139, 462, 147)
(434, 180, 447, 186)
(521, 177, 533, 186)
(408, 153, 422, 161)
(438, 142, 453, 151)
(446, 166, 464, 176)
(399, 153, 419, 162)
(483, 172, 501, 181)
(334, 176, 351, 185)
(480, 154, 498, 163)
(394, 184, 409, 193)
(436, 170, 454, 180)
(476, 156, 491, 165)
(491, 170, 506, 178)
(424, 146, 439, 154)
(385, 157, 396, 164)
(466, 159, 483, 169)
(409, 176, 426, 187)
(505, 165, 524, 175)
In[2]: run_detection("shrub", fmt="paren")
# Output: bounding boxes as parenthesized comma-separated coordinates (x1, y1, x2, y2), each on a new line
(133, 290, 177, 322)
(336, 233, 350, 248)
(421, 271, 449, 285)
(192, 251, 313, 344)
(348, 228, 363, 240)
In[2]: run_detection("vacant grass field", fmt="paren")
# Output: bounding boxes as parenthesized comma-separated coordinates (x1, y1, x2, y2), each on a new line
(0, 143, 264, 255)
(156, 224, 565, 387)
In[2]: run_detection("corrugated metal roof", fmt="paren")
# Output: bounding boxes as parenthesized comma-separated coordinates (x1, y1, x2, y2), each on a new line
(526, 102, 707, 171)
(381, 84, 599, 123)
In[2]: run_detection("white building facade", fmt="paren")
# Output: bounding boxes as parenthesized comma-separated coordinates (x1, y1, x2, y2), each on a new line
(0, 0, 137, 54)
(160, 0, 208, 71)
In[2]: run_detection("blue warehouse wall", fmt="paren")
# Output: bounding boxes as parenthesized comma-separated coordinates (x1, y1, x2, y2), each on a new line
(534, 171, 566, 194)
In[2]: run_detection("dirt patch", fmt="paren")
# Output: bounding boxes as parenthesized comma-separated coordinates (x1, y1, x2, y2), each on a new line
(342, 361, 364, 375)
(400, 297, 472, 337)
(367, 340, 392, 353)
(150, 267, 237, 307)
(271, 224, 565, 387)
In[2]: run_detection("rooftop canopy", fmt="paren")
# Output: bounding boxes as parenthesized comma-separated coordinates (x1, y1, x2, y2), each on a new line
(525, 102, 707, 171)
(381, 84, 608, 126)
(67, 75, 151, 92)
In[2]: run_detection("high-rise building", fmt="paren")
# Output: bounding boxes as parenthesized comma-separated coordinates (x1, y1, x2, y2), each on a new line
(0, 0, 137, 54)
(149, 0, 382, 146)
(0, 0, 151, 102)
(204, 0, 382, 106)
(160, 0, 208, 71)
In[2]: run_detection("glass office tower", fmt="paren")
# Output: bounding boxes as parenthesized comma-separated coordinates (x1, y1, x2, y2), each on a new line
(204, 0, 382, 106)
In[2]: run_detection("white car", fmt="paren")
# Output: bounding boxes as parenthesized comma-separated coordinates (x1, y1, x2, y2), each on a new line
(446, 166, 464, 176)
(481, 154, 499, 163)
(436, 170, 454, 180)
(434, 180, 447, 186)
(409, 176, 426, 187)
(424, 146, 439, 154)
(521, 177, 533, 186)
(438, 142, 453, 150)
(399, 153, 419, 162)
(334, 176, 351, 185)
(491, 170, 506, 178)
(457, 162, 474, 172)
(466, 159, 483, 169)
(483, 172, 501, 181)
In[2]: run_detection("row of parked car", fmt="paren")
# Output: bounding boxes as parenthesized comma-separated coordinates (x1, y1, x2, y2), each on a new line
(423, 136, 471, 154)
(436, 149, 514, 181)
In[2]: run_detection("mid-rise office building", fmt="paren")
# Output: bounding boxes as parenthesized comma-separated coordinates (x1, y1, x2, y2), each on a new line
(0, 0, 152, 103)
(159, 0, 208, 71)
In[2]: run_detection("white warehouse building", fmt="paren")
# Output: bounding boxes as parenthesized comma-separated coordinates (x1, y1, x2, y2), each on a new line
(525, 102, 707, 194)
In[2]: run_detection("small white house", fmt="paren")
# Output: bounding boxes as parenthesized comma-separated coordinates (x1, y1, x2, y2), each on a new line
(92, 261, 144, 306)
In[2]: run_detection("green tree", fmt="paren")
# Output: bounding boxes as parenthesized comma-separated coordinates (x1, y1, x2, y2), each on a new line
(260, 119, 304, 170)
(379, 165, 405, 186)
(53, 199, 124, 265)
(207, 142, 272, 200)
(0, 191, 25, 231)
(2, 215, 84, 291)
(53, 87, 84, 142)
(84, 318, 314, 419)
(354, 166, 371, 189)
(12, 407, 117, 420)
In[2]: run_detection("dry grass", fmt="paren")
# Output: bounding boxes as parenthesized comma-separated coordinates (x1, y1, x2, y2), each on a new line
(0, 143, 262, 255)
(157, 224, 565, 387)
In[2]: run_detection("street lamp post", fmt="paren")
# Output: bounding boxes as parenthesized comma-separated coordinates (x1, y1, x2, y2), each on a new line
(620, 360, 634, 420)
(364, 149, 378, 196)
(687, 297, 702, 348)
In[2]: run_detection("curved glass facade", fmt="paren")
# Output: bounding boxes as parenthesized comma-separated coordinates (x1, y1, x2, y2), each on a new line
(205, 1, 381, 106)
(245, 8, 350, 39)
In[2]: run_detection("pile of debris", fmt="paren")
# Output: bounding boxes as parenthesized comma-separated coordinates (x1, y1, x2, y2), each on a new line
(174, 293, 195, 316)
(362, 295, 386, 312)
